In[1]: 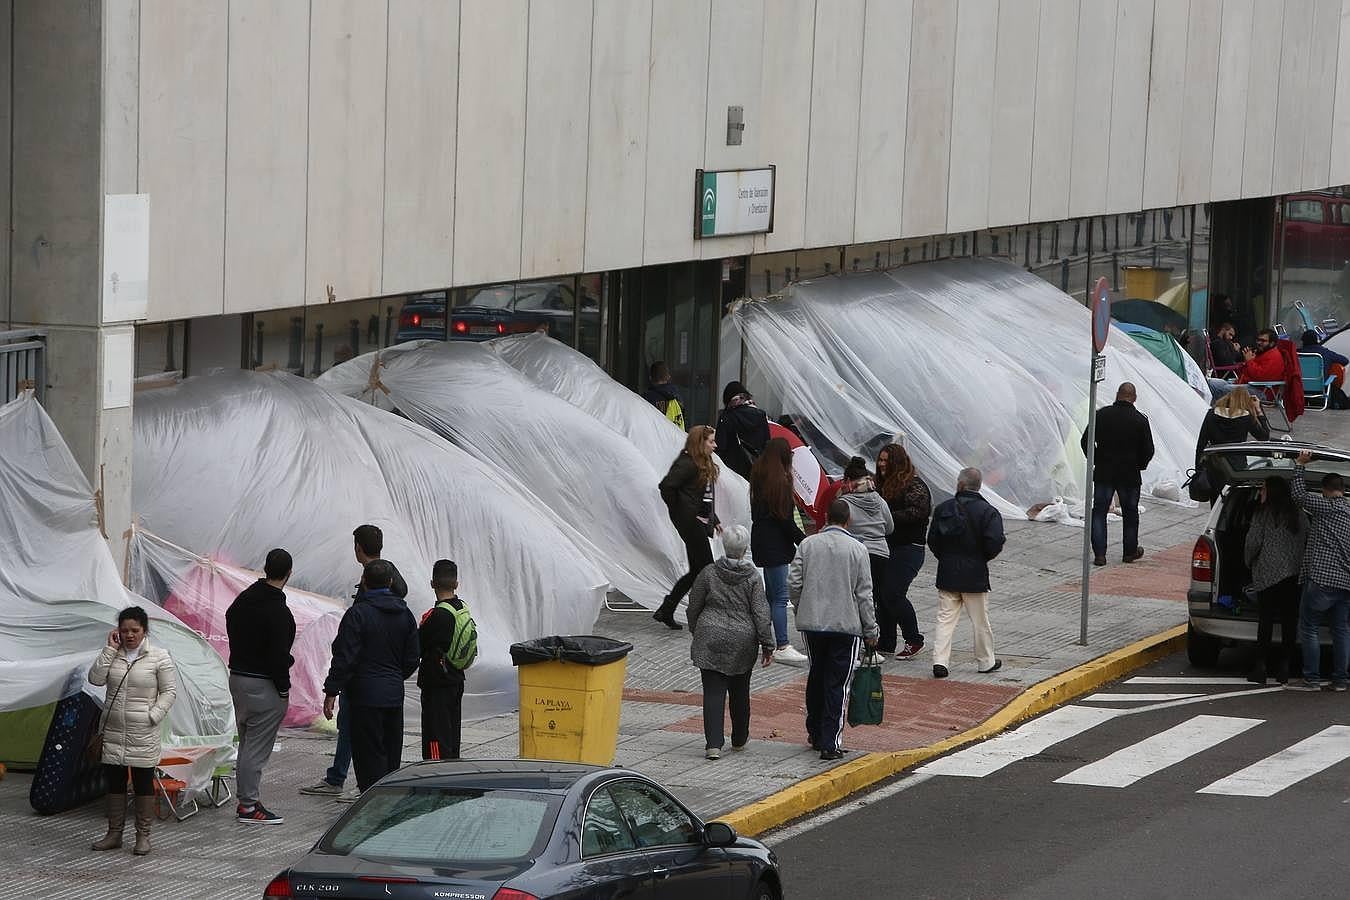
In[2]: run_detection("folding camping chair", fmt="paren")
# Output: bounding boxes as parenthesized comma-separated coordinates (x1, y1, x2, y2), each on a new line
(1247, 381, 1291, 432)
(1299, 353, 1337, 411)
(1202, 328, 1242, 381)
(153, 757, 200, 822)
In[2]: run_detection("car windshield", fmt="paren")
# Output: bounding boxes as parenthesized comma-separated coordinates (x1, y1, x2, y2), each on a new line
(320, 786, 560, 865)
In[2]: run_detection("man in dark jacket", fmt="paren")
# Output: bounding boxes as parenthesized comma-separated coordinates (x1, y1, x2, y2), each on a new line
(1081, 382, 1155, 566)
(226, 548, 296, 825)
(301, 524, 408, 798)
(927, 468, 1005, 679)
(322, 560, 420, 793)
(418, 559, 467, 761)
(642, 361, 685, 429)
(715, 381, 770, 479)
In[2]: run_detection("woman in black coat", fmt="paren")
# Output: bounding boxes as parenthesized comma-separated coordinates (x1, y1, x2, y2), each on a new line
(654, 425, 721, 629)
(1195, 389, 1269, 502)
(749, 437, 807, 665)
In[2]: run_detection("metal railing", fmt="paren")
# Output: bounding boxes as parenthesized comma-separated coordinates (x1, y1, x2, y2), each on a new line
(1, 328, 46, 405)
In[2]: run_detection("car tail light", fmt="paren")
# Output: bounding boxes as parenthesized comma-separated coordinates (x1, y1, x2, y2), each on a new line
(398, 311, 423, 329)
(1191, 537, 1213, 583)
(359, 876, 420, 885)
(497, 323, 506, 334)
(453, 320, 468, 334)
(263, 874, 293, 898)
(493, 890, 540, 900)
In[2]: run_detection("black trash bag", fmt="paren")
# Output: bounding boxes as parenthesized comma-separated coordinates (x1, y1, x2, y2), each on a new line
(510, 635, 634, 667)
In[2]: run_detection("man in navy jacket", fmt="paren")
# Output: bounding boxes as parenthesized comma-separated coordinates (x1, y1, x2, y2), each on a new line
(323, 560, 420, 793)
(927, 467, 1006, 679)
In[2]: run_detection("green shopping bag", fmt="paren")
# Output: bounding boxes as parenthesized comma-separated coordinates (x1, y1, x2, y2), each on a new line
(847, 653, 884, 726)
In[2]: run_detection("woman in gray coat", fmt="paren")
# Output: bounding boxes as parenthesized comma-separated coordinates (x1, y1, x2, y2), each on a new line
(687, 525, 775, 760)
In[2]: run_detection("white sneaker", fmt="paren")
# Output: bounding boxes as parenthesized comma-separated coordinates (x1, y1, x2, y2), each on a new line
(705, 748, 721, 760)
(776, 645, 809, 667)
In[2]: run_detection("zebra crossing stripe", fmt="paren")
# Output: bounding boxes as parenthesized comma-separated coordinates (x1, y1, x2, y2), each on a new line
(1196, 725, 1350, 798)
(918, 705, 1120, 778)
(1055, 715, 1262, 788)
(1125, 676, 1250, 685)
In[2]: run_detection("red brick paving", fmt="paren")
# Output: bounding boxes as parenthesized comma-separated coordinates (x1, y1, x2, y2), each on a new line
(1056, 539, 1192, 601)
(656, 674, 1021, 752)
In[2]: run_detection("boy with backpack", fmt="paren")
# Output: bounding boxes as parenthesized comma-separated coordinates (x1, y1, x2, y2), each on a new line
(418, 559, 477, 760)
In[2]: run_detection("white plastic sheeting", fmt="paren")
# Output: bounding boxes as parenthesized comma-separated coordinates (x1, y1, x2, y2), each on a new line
(318, 341, 687, 607)
(132, 370, 610, 717)
(0, 393, 234, 790)
(730, 259, 1208, 517)
(487, 333, 752, 531)
(127, 529, 344, 728)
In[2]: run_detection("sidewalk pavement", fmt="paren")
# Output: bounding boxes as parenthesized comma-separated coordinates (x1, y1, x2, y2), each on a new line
(0, 494, 1206, 900)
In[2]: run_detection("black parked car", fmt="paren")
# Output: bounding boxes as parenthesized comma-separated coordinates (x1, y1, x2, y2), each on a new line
(394, 282, 600, 345)
(263, 760, 781, 899)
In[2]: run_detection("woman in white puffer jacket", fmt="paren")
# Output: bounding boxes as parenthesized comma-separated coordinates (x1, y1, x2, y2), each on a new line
(87, 606, 177, 856)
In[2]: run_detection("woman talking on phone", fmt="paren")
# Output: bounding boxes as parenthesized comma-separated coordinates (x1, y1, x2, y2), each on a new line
(88, 606, 178, 856)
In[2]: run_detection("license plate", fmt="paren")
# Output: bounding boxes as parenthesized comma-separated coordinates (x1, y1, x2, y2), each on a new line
(469, 325, 496, 335)
(422, 317, 445, 330)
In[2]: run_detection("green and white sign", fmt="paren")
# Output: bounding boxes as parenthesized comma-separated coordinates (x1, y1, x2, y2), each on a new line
(696, 167, 775, 239)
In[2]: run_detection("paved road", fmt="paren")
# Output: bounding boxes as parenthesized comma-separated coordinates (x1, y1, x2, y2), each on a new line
(770, 647, 1350, 899)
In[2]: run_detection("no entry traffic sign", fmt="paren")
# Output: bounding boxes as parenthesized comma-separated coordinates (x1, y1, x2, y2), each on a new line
(1091, 277, 1111, 353)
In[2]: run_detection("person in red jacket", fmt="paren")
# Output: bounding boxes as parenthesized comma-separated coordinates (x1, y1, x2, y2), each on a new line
(1237, 329, 1285, 384)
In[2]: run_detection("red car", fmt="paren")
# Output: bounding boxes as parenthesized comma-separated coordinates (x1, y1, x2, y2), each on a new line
(1280, 192, 1350, 269)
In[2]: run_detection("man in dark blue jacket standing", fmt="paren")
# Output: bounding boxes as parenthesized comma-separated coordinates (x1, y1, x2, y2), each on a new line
(323, 559, 420, 793)
(927, 467, 1006, 679)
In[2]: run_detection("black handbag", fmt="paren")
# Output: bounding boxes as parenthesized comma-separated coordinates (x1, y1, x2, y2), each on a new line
(1184, 466, 1213, 503)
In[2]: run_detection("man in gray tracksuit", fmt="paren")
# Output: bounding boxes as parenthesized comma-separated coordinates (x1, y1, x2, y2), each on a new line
(789, 499, 879, 760)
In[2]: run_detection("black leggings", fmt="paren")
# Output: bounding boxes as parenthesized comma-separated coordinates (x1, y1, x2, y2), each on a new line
(104, 764, 155, 797)
(660, 526, 714, 615)
(1255, 575, 1301, 672)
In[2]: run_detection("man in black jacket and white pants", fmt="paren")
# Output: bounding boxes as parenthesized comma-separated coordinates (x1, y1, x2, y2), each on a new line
(1081, 382, 1155, 566)
(227, 548, 297, 825)
(418, 559, 466, 760)
(323, 560, 420, 793)
(927, 468, 1006, 679)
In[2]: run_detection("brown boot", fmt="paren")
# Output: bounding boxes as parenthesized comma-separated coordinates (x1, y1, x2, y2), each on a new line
(90, 794, 126, 851)
(132, 796, 155, 856)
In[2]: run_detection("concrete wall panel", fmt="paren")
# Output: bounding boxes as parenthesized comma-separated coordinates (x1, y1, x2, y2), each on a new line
(946, 0, 999, 234)
(1104, 0, 1152, 214)
(1239, 0, 1284, 198)
(753, 0, 814, 253)
(1177, 0, 1221, 205)
(583, 0, 652, 272)
(1332, 0, 1350, 186)
(382, 0, 458, 293)
(853, 0, 913, 243)
(901, 0, 958, 238)
(103, 0, 139, 195)
(1068, 0, 1117, 218)
(224, 0, 309, 313)
(642, 0, 709, 266)
(1271, 0, 1314, 196)
(804, 0, 866, 247)
(700, 0, 763, 260)
(1028, 0, 1079, 223)
(139, 0, 228, 320)
(1140, 0, 1188, 210)
(452, 0, 526, 286)
(305, 0, 388, 304)
(1301, 0, 1342, 189)
(987, 0, 1040, 229)
(1210, 0, 1253, 200)
(521, 0, 591, 278)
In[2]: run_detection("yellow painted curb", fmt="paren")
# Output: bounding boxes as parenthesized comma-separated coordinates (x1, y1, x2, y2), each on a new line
(722, 623, 1187, 837)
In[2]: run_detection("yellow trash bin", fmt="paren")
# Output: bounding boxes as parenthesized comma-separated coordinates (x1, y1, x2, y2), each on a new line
(511, 636, 633, 765)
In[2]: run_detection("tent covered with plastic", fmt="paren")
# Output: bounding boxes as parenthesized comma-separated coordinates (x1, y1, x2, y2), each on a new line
(729, 259, 1209, 518)
(127, 529, 344, 729)
(1113, 322, 1212, 402)
(0, 393, 234, 791)
(486, 333, 751, 530)
(318, 341, 687, 607)
(132, 370, 610, 716)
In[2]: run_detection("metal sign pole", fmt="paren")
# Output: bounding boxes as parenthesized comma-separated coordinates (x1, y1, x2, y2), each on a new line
(1079, 355, 1099, 647)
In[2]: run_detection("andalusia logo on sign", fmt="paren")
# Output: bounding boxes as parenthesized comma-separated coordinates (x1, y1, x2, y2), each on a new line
(701, 172, 718, 237)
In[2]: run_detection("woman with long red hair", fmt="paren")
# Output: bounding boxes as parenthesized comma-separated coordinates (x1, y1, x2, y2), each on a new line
(655, 425, 721, 629)
(875, 443, 930, 659)
(749, 437, 808, 666)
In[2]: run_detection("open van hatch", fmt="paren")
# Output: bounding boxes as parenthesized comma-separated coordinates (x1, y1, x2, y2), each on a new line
(1200, 441, 1350, 487)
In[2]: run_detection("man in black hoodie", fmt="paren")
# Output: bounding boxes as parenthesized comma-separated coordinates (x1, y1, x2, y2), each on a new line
(227, 548, 297, 825)
(642, 361, 685, 429)
(301, 524, 408, 798)
(715, 381, 770, 479)
(323, 560, 420, 793)
(418, 559, 467, 761)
